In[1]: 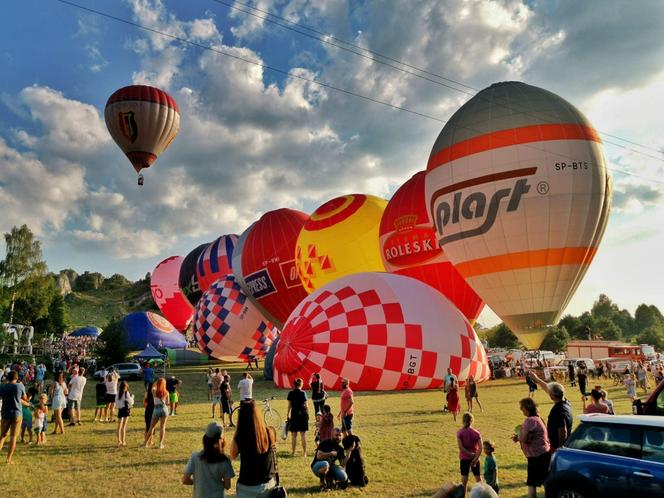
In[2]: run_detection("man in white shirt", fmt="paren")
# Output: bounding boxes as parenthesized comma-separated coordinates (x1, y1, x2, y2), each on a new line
(238, 373, 253, 401)
(67, 367, 87, 426)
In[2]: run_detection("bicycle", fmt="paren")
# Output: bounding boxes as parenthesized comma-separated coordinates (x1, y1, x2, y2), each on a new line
(230, 396, 283, 430)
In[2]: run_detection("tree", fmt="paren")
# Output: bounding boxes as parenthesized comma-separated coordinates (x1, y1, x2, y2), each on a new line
(33, 293, 69, 337)
(591, 294, 620, 321)
(637, 326, 664, 351)
(540, 325, 571, 352)
(487, 323, 519, 349)
(0, 225, 47, 322)
(634, 304, 664, 334)
(593, 317, 622, 341)
(93, 319, 129, 366)
(10, 275, 58, 324)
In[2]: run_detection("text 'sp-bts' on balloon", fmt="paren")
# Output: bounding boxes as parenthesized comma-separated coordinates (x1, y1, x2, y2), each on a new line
(425, 81, 611, 349)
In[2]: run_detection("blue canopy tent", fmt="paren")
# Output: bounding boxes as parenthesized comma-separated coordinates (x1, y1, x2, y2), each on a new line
(134, 343, 167, 377)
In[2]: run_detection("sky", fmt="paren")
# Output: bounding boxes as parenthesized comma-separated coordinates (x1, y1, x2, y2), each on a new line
(1, 0, 663, 328)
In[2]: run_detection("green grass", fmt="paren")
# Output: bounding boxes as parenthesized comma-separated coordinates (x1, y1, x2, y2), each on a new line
(0, 366, 639, 497)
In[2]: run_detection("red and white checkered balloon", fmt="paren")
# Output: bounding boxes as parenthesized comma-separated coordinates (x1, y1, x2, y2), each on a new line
(193, 275, 279, 361)
(273, 272, 489, 390)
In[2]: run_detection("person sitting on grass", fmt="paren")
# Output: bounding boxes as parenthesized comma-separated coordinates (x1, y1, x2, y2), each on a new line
(311, 427, 349, 491)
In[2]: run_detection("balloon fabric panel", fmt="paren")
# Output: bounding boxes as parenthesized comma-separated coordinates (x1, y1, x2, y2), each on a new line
(150, 256, 194, 332)
(196, 234, 238, 293)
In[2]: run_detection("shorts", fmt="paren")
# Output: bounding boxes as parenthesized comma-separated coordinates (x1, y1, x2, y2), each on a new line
(152, 405, 168, 420)
(33, 423, 42, 434)
(342, 414, 353, 432)
(169, 392, 178, 404)
(460, 459, 480, 477)
(222, 399, 231, 414)
(212, 394, 221, 403)
(526, 452, 551, 487)
(67, 399, 80, 410)
(21, 420, 33, 431)
(96, 402, 106, 409)
(118, 407, 131, 419)
(105, 393, 116, 404)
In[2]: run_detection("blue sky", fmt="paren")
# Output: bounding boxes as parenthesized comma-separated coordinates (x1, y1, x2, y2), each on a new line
(1, 0, 663, 327)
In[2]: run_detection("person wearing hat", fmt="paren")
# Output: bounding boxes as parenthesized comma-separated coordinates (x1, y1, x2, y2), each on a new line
(528, 372, 573, 452)
(182, 422, 235, 497)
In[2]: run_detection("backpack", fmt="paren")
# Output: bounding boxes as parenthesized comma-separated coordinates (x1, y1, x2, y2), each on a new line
(342, 435, 369, 487)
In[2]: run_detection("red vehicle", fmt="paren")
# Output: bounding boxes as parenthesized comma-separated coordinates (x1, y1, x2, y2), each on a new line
(633, 379, 664, 415)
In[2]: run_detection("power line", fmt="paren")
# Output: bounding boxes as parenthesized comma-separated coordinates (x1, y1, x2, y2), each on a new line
(214, 0, 664, 158)
(54, 0, 664, 186)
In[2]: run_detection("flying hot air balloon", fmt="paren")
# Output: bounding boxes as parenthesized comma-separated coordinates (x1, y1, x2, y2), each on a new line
(196, 235, 238, 293)
(425, 81, 611, 349)
(150, 256, 195, 331)
(273, 272, 489, 390)
(235, 209, 309, 329)
(380, 171, 484, 323)
(104, 85, 180, 185)
(295, 194, 387, 294)
(193, 275, 279, 361)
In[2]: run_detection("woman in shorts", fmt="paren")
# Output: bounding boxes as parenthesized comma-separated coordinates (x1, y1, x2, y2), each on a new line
(144, 378, 169, 449)
(456, 412, 482, 497)
(513, 398, 550, 498)
(115, 381, 134, 447)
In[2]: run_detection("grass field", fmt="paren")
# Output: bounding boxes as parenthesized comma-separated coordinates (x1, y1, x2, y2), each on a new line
(0, 365, 638, 497)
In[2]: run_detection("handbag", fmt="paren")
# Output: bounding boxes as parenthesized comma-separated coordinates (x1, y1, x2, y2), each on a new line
(269, 431, 288, 498)
(281, 418, 289, 441)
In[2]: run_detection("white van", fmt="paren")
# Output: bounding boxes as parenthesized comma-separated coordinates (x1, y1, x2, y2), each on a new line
(562, 358, 596, 374)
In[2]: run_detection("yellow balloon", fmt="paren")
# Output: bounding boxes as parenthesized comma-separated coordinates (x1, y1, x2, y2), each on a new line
(296, 194, 388, 293)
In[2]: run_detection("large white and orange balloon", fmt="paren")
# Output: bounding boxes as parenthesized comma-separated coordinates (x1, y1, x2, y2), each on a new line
(425, 81, 611, 349)
(104, 85, 180, 180)
(380, 171, 484, 323)
(273, 272, 489, 390)
(193, 275, 279, 361)
(295, 194, 387, 293)
(150, 256, 195, 332)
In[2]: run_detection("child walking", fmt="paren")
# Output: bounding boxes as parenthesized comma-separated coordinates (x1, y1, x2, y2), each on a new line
(457, 412, 483, 498)
(33, 397, 48, 446)
(483, 440, 499, 494)
(115, 381, 135, 447)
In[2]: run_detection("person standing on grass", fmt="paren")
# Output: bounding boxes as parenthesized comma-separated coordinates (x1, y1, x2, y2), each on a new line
(94, 376, 107, 422)
(444, 368, 458, 411)
(67, 367, 87, 426)
(211, 368, 223, 419)
(465, 375, 482, 413)
(221, 374, 234, 427)
(166, 375, 182, 416)
(104, 369, 120, 422)
(182, 422, 235, 498)
(482, 441, 499, 495)
(625, 373, 637, 401)
(50, 371, 68, 434)
(457, 412, 483, 498)
(310, 373, 326, 415)
(0, 371, 30, 464)
(512, 398, 550, 498)
(144, 381, 155, 444)
(238, 372, 253, 401)
(145, 378, 169, 449)
(577, 362, 588, 402)
(143, 363, 154, 391)
(115, 381, 134, 447)
(339, 378, 354, 437)
(527, 373, 573, 452)
(448, 378, 461, 422)
(33, 395, 48, 446)
(206, 368, 214, 402)
(525, 371, 538, 398)
(287, 377, 309, 457)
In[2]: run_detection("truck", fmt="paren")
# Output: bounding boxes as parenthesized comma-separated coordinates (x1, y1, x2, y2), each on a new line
(566, 340, 644, 361)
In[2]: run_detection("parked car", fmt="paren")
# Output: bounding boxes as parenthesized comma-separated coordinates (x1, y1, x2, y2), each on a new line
(561, 358, 596, 375)
(545, 414, 664, 498)
(94, 363, 143, 381)
(633, 379, 664, 416)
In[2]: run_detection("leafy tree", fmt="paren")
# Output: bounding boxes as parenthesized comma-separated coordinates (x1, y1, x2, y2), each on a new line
(634, 304, 664, 334)
(613, 308, 636, 338)
(0, 225, 48, 322)
(10, 275, 58, 324)
(487, 323, 519, 349)
(593, 317, 622, 341)
(540, 325, 571, 352)
(591, 294, 620, 321)
(637, 325, 664, 351)
(93, 319, 129, 366)
(33, 293, 69, 336)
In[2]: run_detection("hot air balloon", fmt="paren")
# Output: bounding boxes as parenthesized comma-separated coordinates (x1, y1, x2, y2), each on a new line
(193, 275, 279, 361)
(104, 85, 180, 185)
(380, 171, 484, 323)
(196, 235, 238, 293)
(121, 311, 188, 350)
(231, 222, 257, 299)
(273, 272, 489, 390)
(295, 194, 387, 294)
(69, 326, 101, 338)
(150, 256, 195, 331)
(179, 243, 209, 306)
(425, 81, 611, 349)
(235, 209, 309, 329)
